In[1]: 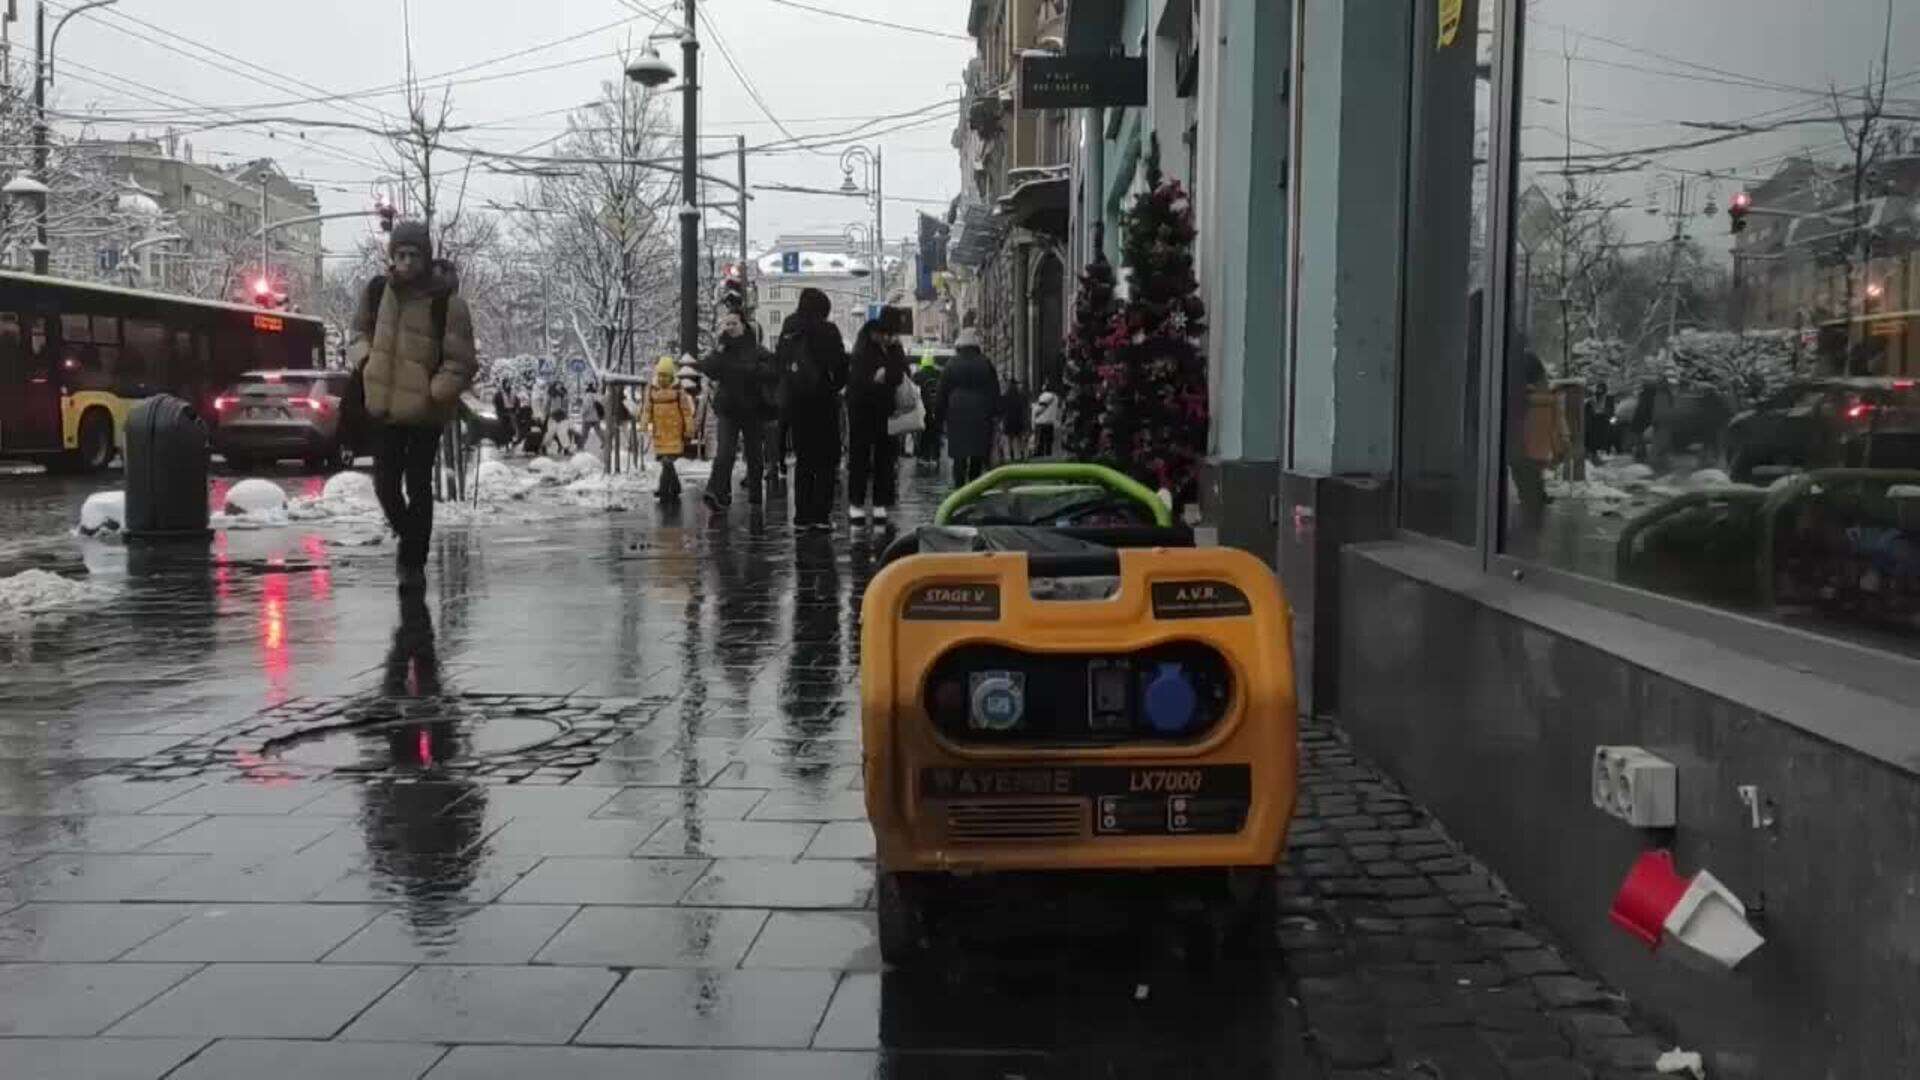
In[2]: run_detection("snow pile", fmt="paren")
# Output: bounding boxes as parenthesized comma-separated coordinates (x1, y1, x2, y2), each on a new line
(526, 456, 563, 480)
(321, 471, 377, 505)
(472, 459, 539, 502)
(563, 452, 604, 481)
(1685, 468, 1735, 489)
(1546, 479, 1636, 503)
(0, 569, 115, 619)
(222, 478, 288, 516)
(78, 491, 126, 537)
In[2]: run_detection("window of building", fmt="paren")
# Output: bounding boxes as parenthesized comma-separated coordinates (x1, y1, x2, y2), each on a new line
(1500, 0, 1920, 658)
(1399, 0, 1496, 543)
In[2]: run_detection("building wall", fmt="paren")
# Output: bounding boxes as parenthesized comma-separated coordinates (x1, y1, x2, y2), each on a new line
(1341, 543, 1920, 1078)
(99, 146, 321, 303)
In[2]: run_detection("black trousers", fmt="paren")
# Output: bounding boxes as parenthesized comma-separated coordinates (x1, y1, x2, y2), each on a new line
(710, 412, 763, 506)
(657, 454, 681, 497)
(1035, 424, 1055, 457)
(373, 423, 441, 569)
(953, 455, 989, 489)
(847, 414, 897, 508)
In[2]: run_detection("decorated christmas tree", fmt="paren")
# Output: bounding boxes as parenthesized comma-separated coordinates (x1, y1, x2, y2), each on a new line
(1061, 223, 1119, 460)
(1100, 135, 1209, 505)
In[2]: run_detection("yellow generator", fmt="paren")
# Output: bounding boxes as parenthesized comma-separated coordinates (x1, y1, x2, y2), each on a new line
(860, 465, 1298, 965)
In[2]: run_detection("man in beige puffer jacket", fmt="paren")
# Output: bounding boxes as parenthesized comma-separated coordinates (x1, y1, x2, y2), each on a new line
(347, 220, 477, 591)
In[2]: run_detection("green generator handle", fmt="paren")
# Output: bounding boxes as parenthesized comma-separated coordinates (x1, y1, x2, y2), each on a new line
(934, 463, 1173, 527)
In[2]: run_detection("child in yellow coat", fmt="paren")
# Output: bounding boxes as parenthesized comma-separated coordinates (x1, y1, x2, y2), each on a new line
(644, 356, 698, 503)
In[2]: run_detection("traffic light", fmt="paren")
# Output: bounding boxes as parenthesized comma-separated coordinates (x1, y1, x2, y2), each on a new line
(252, 276, 274, 307)
(1728, 191, 1752, 234)
(375, 193, 397, 234)
(717, 262, 748, 315)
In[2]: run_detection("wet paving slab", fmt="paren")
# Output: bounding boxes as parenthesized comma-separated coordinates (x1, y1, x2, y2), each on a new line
(0, 467, 1674, 1077)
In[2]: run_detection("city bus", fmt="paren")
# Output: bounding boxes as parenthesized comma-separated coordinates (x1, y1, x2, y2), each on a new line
(0, 272, 325, 471)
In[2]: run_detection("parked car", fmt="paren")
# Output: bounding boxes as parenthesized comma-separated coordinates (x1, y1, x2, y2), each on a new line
(210, 370, 356, 472)
(1723, 377, 1920, 482)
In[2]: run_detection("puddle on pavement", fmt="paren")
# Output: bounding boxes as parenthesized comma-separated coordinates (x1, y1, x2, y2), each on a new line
(267, 714, 566, 768)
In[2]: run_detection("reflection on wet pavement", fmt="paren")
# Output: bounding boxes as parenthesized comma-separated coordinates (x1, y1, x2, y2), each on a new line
(3, 467, 1669, 1079)
(0, 473, 1330, 1077)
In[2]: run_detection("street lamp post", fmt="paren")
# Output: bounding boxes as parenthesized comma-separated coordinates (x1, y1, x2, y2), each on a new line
(28, 0, 119, 275)
(839, 145, 881, 313)
(676, 0, 699, 362)
(625, 1, 701, 361)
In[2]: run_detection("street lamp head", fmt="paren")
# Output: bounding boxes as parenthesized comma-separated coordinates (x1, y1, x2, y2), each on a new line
(840, 171, 859, 194)
(3, 174, 49, 198)
(626, 45, 677, 88)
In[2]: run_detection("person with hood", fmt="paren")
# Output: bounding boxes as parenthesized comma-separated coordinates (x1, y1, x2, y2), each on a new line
(912, 350, 943, 470)
(935, 327, 1000, 488)
(1032, 377, 1061, 457)
(699, 310, 776, 512)
(348, 219, 477, 592)
(776, 287, 850, 529)
(846, 314, 909, 526)
(643, 355, 698, 503)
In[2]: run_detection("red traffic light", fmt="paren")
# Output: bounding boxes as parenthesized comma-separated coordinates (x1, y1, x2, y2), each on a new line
(253, 276, 271, 295)
(1727, 191, 1752, 234)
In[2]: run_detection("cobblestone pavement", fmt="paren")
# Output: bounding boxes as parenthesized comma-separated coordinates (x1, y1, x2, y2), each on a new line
(0, 464, 1670, 1078)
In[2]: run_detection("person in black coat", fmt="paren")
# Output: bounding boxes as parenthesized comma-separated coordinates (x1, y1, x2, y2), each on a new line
(936, 328, 1001, 488)
(777, 287, 850, 529)
(846, 315, 909, 526)
(699, 311, 776, 511)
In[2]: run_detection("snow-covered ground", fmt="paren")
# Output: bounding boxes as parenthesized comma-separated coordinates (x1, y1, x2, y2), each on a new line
(65, 445, 712, 544)
(1544, 455, 1759, 519)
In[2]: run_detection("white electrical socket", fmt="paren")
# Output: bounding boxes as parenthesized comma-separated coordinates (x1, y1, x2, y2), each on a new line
(1592, 746, 1677, 828)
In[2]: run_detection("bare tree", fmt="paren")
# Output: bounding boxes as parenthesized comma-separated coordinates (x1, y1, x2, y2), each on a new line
(1823, 0, 1907, 371)
(533, 59, 680, 375)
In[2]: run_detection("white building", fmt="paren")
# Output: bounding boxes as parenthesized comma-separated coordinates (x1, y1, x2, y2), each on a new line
(753, 232, 899, 347)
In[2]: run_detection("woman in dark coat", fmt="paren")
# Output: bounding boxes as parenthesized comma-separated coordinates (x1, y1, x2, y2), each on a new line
(777, 287, 850, 530)
(935, 328, 1001, 488)
(846, 317, 909, 526)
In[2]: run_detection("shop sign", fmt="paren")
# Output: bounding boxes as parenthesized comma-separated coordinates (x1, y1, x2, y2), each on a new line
(1018, 54, 1147, 110)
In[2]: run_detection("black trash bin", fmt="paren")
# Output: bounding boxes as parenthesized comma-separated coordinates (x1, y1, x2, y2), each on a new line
(124, 394, 212, 540)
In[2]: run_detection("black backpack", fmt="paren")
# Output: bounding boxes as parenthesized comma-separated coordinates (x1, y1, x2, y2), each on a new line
(341, 274, 451, 436)
(775, 327, 821, 416)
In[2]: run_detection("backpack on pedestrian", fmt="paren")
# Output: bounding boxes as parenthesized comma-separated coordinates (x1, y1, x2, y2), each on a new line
(776, 327, 822, 418)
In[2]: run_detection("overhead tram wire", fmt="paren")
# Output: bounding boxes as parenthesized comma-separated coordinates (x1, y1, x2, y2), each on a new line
(38, 12, 647, 122)
(753, 0, 970, 42)
(49, 58, 390, 174)
(692, 3, 823, 157)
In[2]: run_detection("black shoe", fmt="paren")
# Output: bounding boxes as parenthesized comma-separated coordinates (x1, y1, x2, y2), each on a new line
(703, 489, 727, 511)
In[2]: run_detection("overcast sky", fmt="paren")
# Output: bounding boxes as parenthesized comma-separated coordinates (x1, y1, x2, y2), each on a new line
(1517, 0, 1917, 250)
(29, 0, 973, 262)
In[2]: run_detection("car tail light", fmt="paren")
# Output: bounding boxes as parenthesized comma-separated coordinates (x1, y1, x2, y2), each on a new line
(1846, 403, 1877, 421)
(295, 396, 326, 411)
(214, 395, 238, 412)
(1894, 380, 1915, 391)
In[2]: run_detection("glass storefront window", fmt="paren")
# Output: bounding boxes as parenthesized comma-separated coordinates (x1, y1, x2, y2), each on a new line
(1503, 0, 1920, 657)
(1401, 0, 1497, 542)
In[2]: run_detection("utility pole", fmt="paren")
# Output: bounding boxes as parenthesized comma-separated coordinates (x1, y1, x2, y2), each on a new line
(735, 134, 747, 270)
(873, 145, 883, 310)
(259, 170, 269, 292)
(677, 0, 700, 360)
(29, 1, 45, 274)
(28, 0, 117, 275)
(1662, 177, 1688, 353)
